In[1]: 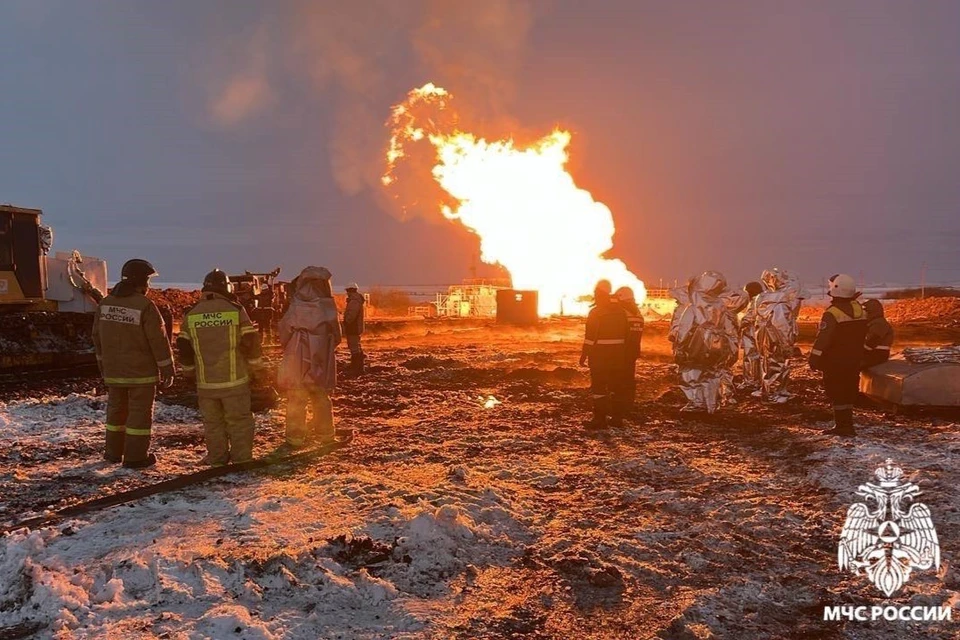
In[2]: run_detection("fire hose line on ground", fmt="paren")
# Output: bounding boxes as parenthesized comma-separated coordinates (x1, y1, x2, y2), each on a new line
(0, 435, 353, 535)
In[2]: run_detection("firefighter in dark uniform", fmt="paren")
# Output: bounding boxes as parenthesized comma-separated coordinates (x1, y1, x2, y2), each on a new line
(862, 299, 894, 369)
(614, 286, 644, 416)
(579, 280, 630, 429)
(808, 274, 868, 437)
(92, 259, 174, 468)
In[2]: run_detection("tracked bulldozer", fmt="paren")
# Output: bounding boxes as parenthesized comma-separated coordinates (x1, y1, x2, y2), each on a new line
(0, 204, 107, 374)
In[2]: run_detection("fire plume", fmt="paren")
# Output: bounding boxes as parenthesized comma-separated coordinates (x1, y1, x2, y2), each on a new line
(383, 83, 645, 315)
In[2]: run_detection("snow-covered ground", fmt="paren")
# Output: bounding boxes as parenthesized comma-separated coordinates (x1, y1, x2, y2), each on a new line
(2, 323, 960, 638)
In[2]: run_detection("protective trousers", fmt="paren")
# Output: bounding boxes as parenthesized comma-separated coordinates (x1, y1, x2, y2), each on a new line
(761, 353, 791, 398)
(590, 363, 627, 424)
(619, 359, 638, 413)
(197, 387, 255, 466)
(823, 368, 859, 431)
(740, 335, 761, 390)
(679, 366, 723, 413)
(105, 385, 156, 464)
(346, 334, 365, 376)
(347, 334, 363, 357)
(285, 386, 334, 446)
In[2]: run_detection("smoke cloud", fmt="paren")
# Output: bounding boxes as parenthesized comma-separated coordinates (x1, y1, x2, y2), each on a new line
(203, 1, 536, 217)
(203, 27, 275, 128)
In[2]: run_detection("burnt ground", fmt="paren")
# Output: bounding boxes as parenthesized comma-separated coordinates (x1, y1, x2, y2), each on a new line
(3, 319, 960, 638)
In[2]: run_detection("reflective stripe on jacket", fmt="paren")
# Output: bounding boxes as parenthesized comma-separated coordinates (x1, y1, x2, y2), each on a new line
(177, 292, 262, 396)
(92, 292, 172, 386)
(863, 317, 894, 367)
(620, 301, 644, 360)
(583, 302, 629, 368)
(809, 300, 867, 372)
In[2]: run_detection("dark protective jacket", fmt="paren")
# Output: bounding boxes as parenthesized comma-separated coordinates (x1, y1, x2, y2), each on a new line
(177, 290, 263, 397)
(93, 287, 173, 386)
(583, 300, 629, 369)
(862, 299, 894, 368)
(343, 291, 365, 336)
(620, 300, 644, 360)
(808, 299, 868, 373)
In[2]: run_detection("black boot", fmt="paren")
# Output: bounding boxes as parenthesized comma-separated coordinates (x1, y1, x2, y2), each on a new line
(609, 409, 624, 429)
(346, 354, 364, 378)
(822, 408, 856, 437)
(584, 399, 608, 430)
(355, 353, 366, 377)
(123, 453, 158, 469)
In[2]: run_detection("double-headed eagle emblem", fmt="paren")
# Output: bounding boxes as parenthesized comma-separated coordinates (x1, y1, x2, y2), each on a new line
(838, 459, 940, 597)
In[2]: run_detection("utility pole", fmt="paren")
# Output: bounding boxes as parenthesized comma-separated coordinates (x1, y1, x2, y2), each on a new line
(921, 262, 927, 299)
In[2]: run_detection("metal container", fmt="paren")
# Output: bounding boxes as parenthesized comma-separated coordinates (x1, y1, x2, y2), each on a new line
(496, 289, 538, 325)
(860, 359, 960, 407)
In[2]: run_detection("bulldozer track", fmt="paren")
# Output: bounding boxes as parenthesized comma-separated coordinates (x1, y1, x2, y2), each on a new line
(1, 434, 353, 535)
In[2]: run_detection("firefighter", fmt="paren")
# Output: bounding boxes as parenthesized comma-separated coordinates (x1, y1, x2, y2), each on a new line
(579, 280, 629, 429)
(614, 286, 644, 415)
(342, 283, 366, 377)
(177, 270, 263, 466)
(92, 258, 174, 468)
(862, 299, 894, 369)
(278, 266, 342, 449)
(809, 273, 868, 437)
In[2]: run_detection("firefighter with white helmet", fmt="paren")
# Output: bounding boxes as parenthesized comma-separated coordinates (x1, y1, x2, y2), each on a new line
(177, 269, 263, 465)
(92, 258, 174, 468)
(342, 282, 366, 377)
(809, 273, 867, 437)
(614, 285, 644, 415)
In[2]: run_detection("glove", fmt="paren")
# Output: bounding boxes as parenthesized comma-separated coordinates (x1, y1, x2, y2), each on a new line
(579, 354, 588, 367)
(160, 364, 175, 389)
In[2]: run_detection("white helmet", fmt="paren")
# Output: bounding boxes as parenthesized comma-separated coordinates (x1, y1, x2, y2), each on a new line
(614, 286, 634, 302)
(828, 273, 857, 298)
(345, 282, 359, 291)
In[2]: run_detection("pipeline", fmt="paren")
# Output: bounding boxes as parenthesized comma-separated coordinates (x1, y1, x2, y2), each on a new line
(1, 434, 353, 535)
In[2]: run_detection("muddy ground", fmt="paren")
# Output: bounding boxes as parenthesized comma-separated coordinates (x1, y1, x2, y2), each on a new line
(2, 320, 960, 638)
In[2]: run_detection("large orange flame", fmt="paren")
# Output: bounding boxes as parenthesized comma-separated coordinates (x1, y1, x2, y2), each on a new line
(383, 83, 645, 315)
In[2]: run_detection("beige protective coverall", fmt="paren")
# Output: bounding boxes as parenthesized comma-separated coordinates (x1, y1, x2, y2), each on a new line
(177, 291, 263, 465)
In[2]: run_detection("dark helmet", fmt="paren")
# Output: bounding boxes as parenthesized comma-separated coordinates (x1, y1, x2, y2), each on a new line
(744, 281, 763, 298)
(202, 269, 233, 294)
(120, 258, 158, 282)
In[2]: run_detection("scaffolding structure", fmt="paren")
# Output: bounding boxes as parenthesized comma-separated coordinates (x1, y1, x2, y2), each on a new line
(433, 278, 511, 318)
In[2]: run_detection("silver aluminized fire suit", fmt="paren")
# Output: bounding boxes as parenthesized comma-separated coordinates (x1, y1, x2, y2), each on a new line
(669, 271, 746, 413)
(753, 268, 802, 402)
(739, 294, 762, 391)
